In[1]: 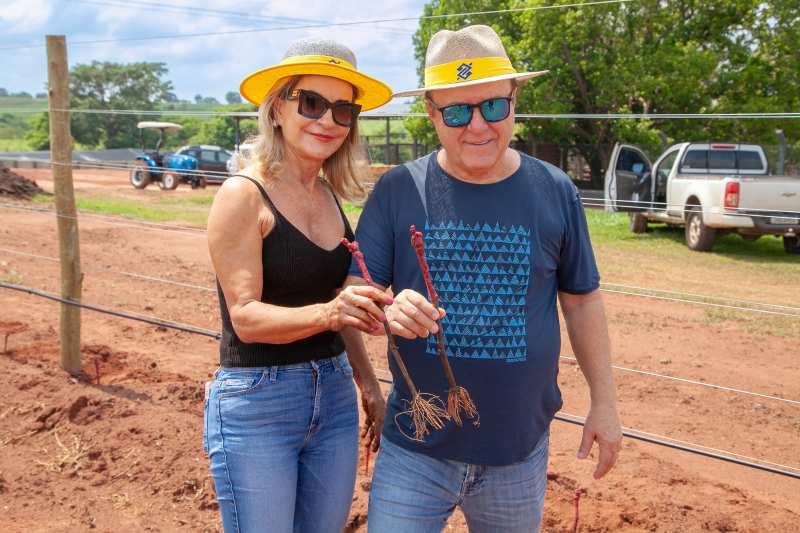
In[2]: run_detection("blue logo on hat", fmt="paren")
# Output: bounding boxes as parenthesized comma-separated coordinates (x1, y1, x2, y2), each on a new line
(456, 62, 473, 81)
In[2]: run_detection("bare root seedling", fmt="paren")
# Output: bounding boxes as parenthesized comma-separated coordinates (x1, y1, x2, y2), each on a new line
(410, 226, 480, 426)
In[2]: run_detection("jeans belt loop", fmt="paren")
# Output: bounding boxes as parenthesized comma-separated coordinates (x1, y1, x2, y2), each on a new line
(269, 366, 277, 382)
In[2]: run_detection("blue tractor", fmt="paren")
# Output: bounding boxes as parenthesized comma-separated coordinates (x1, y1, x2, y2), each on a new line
(130, 121, 206, 190)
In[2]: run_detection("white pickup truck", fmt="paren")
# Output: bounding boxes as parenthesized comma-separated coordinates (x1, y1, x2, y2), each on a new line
(604, 142, 800, 253)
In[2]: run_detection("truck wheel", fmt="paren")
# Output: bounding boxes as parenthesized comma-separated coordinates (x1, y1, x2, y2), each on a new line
(160, 172, 179, 190)
(784, 235, 800, 254)
(629, 212, 648, 233)
(191, 176, 207, 190)
(685, 207, 716, 251)
(130, 161, 151, 189)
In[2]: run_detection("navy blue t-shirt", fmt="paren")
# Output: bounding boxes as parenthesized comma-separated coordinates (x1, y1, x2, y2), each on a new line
(350, 152, 600, 466)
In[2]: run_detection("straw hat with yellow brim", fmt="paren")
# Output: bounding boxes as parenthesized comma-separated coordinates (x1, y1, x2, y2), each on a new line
(393, 25, 548, 98)
(239, 37, 393, 112)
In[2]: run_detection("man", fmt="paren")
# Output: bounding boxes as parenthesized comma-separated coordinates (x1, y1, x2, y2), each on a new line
(346, 25, 622, 532)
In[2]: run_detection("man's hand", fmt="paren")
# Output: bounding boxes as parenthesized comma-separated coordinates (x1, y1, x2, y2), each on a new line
(384, 288, 446, 339)
(577, 403, 622, 479)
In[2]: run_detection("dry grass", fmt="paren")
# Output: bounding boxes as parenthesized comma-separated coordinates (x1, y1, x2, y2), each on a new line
(34, 430, 94, 472)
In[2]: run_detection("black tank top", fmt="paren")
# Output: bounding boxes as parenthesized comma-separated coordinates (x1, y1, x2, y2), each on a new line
(217, 175, 355, 367)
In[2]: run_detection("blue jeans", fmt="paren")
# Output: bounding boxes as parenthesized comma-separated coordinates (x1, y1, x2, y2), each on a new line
(367, 429, 550, 533)
(204, 353, 359, 533)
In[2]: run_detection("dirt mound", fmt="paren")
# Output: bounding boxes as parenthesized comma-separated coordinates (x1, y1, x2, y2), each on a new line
(0, 163, 49, 200)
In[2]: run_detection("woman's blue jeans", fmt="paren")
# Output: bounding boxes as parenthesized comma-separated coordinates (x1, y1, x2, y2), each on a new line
(367, 429, 550, 532)
(204, 353, 359, 533)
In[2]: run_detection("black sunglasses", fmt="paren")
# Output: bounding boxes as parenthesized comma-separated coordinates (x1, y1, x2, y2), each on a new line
(284, 89, 362, 128)
(428, 94, 514, 128)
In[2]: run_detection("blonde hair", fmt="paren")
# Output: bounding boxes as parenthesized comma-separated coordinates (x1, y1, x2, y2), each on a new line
(248, 75, 368, 204)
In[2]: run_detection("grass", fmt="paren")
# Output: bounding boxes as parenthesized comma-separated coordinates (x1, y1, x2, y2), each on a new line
(0, 138, 32, 152)
(32, 194, 212, 226)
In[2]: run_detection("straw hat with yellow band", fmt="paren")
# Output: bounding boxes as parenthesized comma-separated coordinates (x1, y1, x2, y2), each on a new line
(393, 25, 548, 98)
(240, 37, 393, 111)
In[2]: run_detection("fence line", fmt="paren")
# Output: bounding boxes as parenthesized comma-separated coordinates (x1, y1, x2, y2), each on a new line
(558, 356, 800, 406)
(4, 277, 798, 479)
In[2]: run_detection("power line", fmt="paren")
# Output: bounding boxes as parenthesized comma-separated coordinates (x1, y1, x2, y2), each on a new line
(0, 0, 630, 51)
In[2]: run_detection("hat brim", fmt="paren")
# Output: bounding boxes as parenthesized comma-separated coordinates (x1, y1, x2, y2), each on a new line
(240, 63, 393, 111)
(391, 71, 548, 98)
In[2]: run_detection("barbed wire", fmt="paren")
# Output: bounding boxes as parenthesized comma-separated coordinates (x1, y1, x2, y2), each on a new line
(0, 0, 630, 51)
(0, 247, 216, 293)
(558, 356, 800, 406)
(5, 108, 800, 120)
(0, 203, 208, 237)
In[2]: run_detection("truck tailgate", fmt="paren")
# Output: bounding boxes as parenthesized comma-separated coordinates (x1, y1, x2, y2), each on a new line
(738, 178, 800, 212)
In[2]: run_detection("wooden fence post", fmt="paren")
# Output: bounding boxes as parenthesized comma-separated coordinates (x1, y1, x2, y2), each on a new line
(47, 35, 83, 376)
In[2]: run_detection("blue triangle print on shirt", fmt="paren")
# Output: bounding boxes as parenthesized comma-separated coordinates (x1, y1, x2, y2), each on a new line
(424, 219, 530, 364)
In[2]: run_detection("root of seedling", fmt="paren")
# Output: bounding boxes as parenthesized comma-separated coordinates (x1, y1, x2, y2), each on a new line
(396, 393, 449, 442)
(447, 386, 480, 427)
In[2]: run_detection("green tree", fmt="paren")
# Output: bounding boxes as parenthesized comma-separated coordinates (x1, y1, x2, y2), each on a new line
(188, 105, 258, 148)
(69, 61, 173, 148)
(412, 0, 799, 185)
(225, 91, 242, 105)
(24, 112, 50, 150)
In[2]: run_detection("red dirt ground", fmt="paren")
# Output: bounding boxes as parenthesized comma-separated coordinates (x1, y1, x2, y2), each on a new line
(0, 169, 798, 533)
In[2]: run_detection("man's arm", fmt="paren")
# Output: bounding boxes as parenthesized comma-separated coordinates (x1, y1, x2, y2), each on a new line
(558, 289, 622, 479)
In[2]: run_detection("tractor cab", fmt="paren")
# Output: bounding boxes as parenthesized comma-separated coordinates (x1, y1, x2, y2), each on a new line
(130, 122, 204, 190)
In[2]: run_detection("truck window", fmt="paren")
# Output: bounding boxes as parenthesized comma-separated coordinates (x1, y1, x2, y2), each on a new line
(739, 150, 764, 171)
(681, 150, 707, 170)
(654, 150, 679, 183)
(616, 148, 649, 173)
(709, 150, 736, 170)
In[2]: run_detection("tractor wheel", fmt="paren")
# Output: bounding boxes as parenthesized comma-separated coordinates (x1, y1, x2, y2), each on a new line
(161, 172, 179, 190)
(130, 161, 151, 189)
(629, 212, 648, 233)
(784, 235, 800, 254)
(685, 207, 716, 252)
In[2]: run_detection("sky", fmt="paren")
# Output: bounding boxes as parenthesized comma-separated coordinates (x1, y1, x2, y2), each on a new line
(0, 0, 430, 107)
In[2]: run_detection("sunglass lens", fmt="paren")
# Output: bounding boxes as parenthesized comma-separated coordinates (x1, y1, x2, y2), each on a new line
(442, 105, 472, 127)
(332, 105, 357, 127)
(480, 98, 510, 122)
(300, 93, 326, 118)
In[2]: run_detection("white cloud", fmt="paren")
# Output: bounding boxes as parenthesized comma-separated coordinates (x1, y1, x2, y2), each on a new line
(0, 0, 429, 102)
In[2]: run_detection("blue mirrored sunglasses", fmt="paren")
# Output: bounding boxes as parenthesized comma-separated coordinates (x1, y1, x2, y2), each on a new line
(428, 94, 514, 127)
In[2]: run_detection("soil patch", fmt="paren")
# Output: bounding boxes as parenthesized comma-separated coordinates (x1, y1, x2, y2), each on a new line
(0, 163, 49, 200)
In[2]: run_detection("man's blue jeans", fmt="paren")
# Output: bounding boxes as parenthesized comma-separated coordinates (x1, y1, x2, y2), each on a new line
(204, 353, 359, 533)
(368, 429, 550, 533)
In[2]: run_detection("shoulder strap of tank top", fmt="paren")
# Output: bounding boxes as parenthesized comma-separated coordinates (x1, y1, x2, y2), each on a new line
(232, 174, 278, 211)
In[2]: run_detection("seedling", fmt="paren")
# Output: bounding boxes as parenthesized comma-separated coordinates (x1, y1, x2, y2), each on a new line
(410, 226, 479, 426)
(342, 238, 448, 441)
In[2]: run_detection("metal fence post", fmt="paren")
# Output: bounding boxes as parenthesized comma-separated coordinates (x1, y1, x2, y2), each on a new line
(47, 35, 83, 376)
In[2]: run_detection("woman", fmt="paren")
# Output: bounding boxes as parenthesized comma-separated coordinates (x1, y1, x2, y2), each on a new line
(204, 37, 393, 533)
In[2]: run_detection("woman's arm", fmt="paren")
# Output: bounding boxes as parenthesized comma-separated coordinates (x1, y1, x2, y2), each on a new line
(208, 177, 389, 344)
(341, 327, 386, 452)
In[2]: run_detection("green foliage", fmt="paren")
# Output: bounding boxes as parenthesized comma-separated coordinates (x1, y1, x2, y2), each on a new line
(24, 113, 50, 150)
(69, 61, 173, 149)
(413, 0, 800, 183)
(225, 92, 242, 105)
(186, 105, 258, 149)
(403, 100, 439, 150)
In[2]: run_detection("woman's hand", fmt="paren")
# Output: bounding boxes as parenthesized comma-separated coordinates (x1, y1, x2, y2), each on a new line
(323, 285, 392, 333)
(359, 380, 386, 453)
